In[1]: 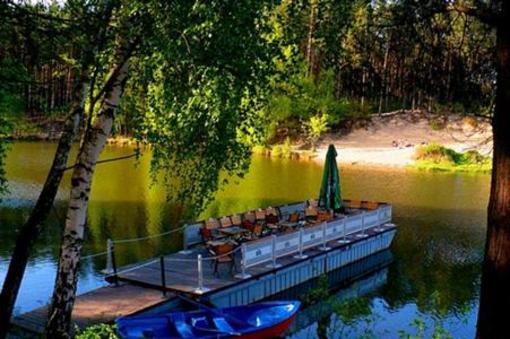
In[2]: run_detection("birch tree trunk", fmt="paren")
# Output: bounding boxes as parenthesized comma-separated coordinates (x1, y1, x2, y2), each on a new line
(0, 71, 88, 339)
(45, 45, 130, 338)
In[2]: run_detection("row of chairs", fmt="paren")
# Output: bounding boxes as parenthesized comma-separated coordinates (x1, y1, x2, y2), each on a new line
(201, 199, 380, 240)
(346, 200, 379, 210)
(201, 199, 381, 276)
(201, 207, 283, 241)
(203, 207, 290, 276)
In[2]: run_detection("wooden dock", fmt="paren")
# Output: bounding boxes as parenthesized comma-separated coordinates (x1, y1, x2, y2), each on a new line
(11, 284, 174, 335)
(112, 224, 395, 297)
(12, 203, 396, 334)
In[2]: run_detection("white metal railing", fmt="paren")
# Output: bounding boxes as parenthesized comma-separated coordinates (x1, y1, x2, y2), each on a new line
(235, 205, 393, 279)
(103, 201, 393, 276)
(274, 231, 300, 258)
(301, 223, 324, 250)
(242, 237, 274, 269)
(325, 218, 344, 241)
(378, 205, 392, 224)
(345, 214, 363, 234)
(363, 210, 380, 228)
(103, 204, 393, 290)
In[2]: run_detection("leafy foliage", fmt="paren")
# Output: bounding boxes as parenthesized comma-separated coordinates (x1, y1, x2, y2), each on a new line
(305, 113, 329, 145)
(271, 137, 293, 158)
(76, 324, 118, 339)
(413, 143, 491, 172)
(0, 58, 22, 199)
(119, 1, 275, 216)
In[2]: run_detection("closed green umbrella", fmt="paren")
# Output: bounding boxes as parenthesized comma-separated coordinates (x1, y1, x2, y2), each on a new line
(318, 144, 343, 211)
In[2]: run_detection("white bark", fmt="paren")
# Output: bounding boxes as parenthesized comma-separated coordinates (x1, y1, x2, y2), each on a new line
(46, 51, 130, 338)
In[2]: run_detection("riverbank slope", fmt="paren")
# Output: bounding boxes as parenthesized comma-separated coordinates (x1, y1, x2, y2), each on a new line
(313, 112, 492, 169)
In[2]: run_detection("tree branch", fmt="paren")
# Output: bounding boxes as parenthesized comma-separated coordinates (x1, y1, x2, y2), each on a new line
(62, 152, 139, 172)
(446, 2, 499, 27)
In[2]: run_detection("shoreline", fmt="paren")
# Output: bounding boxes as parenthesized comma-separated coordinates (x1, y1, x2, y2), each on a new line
(312, 146, 415, 168)
(310, 112, 493, 172)
(7, 112, 493, 173)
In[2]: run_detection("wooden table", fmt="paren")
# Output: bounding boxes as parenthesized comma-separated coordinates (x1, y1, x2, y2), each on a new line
(207, 240, 229, 247)
(279, 221, 299, 230)
(218, 226, 249, 237)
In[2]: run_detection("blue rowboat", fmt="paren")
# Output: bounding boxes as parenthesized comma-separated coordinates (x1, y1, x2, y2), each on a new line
(116, 300, 300, 338)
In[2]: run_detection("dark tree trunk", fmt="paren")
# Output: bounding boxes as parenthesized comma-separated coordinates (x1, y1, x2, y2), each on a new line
(378, 40, 390, 115)
(0, 71, 88, 339)
(476, 3, 510, 338)
(306, 0, 317, 78)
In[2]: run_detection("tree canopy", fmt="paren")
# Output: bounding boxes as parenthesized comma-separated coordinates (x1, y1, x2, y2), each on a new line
(122, 1, 274, 213)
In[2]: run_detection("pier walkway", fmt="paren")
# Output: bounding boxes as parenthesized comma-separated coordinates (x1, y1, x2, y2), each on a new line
(12, 201, 396, 334)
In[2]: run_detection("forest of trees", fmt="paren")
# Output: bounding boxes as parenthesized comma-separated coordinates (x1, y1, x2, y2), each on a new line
(0, 0, 496, 142)
(0, 0, 509, 338)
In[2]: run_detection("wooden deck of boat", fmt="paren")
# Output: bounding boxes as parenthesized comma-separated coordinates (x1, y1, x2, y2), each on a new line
(11, 283, 174, 335)
(113, 224, 392, 295)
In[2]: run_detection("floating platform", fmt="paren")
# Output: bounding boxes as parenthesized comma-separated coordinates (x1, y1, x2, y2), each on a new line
(12, 201, 396, 334)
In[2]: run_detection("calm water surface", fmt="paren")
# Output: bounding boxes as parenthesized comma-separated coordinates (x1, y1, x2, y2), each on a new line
(0, 142, 489, 338)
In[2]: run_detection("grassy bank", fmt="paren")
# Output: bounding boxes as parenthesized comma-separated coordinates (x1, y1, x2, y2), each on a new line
(411, 143, 492, 173)
(252, 139, 317, 161)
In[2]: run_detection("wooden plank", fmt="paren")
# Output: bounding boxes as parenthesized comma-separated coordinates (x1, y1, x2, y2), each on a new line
(13, 283, 171, 334)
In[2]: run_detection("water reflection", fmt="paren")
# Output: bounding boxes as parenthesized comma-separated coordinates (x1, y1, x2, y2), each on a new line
(287, 267, 389, 339)
(0, 142, 488, 336)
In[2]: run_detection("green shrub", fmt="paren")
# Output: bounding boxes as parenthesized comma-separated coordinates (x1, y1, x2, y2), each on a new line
(265, 64, 350, 140)
(252, 144, 269, 155)
(413, 143, 491, 173)
(76, 324, 118, 339)
(271, 144, 282, 157)
(347, 100, 373, 120)
(305, 114, 329, 149)
(280, 137, 292, 158)
(463, 150, 486, 164)
(270, 137, 292, 158)
(413, 143, 459, 165)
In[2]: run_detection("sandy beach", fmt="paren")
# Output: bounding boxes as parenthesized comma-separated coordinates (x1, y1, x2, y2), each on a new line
(313, 112, 492, 168)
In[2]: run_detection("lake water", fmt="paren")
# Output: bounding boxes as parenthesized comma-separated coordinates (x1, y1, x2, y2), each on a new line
(0, 142, 489, 337)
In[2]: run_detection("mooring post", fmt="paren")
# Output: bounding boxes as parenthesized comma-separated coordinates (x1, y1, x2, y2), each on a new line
(110, 241, 119, 287)
(194, 254, 211, 294)
(197, 254, 203, 292)
(160, 256, 167, 297)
